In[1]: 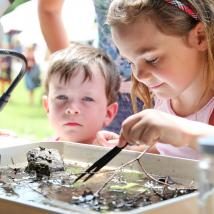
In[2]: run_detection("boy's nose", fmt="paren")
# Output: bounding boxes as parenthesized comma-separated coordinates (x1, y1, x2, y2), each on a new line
(65, 107, 80, 115)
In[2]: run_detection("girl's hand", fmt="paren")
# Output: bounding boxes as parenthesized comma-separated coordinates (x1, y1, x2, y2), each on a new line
(119, 109, 162, 147)
(118, 109, 202, 149)
(93, 130, 119, 147)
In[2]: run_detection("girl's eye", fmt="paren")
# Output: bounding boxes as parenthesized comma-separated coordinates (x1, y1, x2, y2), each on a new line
(56, 95, 68, 100)
(83, 97, 94, 102)
(127, 61, 136, 71)
(146, 57, 159, 65)
(127, 60, 133, 65)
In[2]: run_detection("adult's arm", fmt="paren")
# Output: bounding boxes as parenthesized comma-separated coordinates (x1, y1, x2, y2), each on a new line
(38, 0, 70, 53)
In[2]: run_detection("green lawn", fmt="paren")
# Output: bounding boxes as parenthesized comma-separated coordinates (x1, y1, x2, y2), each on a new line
(0, 80, 54, 140)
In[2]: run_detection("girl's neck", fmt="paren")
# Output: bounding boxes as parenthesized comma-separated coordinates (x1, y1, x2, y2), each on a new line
(170, 88, 214, 117)
(170, 53, 212, 117)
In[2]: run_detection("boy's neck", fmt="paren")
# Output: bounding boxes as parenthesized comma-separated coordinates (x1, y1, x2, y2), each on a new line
(58, 136, 95, 145)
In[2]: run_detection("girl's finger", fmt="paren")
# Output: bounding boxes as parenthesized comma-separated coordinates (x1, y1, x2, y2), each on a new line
(118, 134, 127, 148)
(120, 114, 142, 142)
(139, 125, 160, 146)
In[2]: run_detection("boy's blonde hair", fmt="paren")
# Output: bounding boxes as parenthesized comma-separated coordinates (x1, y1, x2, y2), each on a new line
(44, 42, 121, 105)
(106, 0, 214, 111)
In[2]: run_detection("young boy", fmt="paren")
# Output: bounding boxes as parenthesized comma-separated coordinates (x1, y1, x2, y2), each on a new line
(43, 42, 121, 144)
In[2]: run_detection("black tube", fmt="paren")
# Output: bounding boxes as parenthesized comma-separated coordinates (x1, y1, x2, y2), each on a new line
(0, 49, 27, 111)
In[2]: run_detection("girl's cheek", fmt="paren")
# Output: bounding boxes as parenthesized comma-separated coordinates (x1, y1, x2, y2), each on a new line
(154, 69, 171, 81)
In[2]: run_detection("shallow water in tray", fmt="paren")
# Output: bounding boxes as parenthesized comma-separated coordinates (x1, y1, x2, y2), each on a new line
(0, 163, 196, 212)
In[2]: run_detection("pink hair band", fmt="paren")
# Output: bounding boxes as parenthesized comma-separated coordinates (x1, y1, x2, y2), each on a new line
(165, 0, 199, 20)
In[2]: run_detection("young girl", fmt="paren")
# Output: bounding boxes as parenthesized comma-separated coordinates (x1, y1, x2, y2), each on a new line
(98, 0, 214, 159)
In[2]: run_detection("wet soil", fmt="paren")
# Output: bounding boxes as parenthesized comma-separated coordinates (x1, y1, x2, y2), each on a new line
(0, 161, 197, 212)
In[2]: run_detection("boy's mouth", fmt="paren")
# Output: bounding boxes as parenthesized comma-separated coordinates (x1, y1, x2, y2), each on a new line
(64, 122, 82, 127)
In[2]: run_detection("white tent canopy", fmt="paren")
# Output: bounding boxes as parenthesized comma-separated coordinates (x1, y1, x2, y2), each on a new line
(1, 0, 97, 47)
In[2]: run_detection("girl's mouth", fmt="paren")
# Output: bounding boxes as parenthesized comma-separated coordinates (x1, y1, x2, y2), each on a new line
(148, 82, 164, 89)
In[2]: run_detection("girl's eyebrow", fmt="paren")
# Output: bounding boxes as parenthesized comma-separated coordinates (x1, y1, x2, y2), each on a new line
(120, 46, 157, 60)
(136, 46, 157, 55)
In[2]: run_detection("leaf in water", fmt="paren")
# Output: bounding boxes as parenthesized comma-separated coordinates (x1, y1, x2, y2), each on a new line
(110, 182, 140, 190)
(65, 166, 83, 174)
(121, 171, 146, 181)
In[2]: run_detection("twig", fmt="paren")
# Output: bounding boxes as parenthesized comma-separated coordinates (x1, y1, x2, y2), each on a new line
(27, 183, 49, 199)
(96, 145, 171, 195)
(137, 160, 171, 187)
(10, 157, 15, 166)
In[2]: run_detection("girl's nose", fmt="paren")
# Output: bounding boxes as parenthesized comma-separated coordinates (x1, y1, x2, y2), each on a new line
(134, 66, 152, 82)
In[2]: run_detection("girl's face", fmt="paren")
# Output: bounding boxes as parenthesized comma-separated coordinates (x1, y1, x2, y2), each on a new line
(43, 64, 117, 144)
(112, 18, 207, 100)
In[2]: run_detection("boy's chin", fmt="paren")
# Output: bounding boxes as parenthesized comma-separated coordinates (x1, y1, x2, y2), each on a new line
(60, 137, 94, 145)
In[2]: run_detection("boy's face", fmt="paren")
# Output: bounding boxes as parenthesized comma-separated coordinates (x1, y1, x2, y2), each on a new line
(111, 18, 207, 100)
(43, 64, 117, 144)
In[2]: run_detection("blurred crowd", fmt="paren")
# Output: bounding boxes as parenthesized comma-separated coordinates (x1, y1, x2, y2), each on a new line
(0, 31, 41, 105)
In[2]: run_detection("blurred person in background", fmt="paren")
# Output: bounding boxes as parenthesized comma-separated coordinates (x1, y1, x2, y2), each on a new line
(24, 44, 41, 106)
(0, 0, 35, 142)
(38, 0, 143, 134)
(0, 31, 23, 94)
(0, 55, 12, 94)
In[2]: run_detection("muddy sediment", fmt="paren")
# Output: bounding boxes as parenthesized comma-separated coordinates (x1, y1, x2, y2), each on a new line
(0, 162, 196, 212)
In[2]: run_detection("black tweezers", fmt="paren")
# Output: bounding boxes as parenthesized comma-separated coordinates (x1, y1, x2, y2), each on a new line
(73, 143, 128, 183)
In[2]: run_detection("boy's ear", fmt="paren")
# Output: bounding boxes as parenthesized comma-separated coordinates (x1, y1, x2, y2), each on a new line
(188, 22, 207, 51)
(103, 102, 118, 127)
(42, 95, 49, 113)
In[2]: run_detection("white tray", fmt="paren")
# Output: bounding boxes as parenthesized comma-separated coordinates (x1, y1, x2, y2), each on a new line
(0, 141, 199, 214)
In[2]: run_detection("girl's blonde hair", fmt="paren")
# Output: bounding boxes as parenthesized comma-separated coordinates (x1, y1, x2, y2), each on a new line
(107, 0, 214, 112)
(45, 42, 121, 105)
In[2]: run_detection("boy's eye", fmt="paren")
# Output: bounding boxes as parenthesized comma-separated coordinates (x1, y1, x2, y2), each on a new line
(56, 95, 68, 100)
(83, 96, 94, 102)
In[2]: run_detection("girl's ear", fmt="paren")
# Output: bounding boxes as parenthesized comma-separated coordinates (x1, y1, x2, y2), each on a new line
(188, 22, 208, 51)
(42, 95, 49, 113)
(103, 102, 118, 127)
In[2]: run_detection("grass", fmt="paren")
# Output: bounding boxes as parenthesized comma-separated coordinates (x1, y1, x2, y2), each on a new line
(0, 80, 54, 140)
